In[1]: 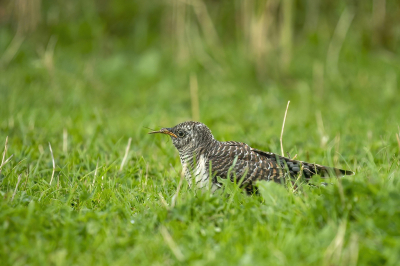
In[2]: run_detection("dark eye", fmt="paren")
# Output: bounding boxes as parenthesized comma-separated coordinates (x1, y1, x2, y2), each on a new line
(177, 130, 185, 137)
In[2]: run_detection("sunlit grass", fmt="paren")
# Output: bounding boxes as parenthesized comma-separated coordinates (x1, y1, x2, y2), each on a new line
(1, 1, 400, 265)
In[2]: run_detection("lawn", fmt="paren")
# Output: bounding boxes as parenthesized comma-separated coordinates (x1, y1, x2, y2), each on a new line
(1, 1, 400, 265)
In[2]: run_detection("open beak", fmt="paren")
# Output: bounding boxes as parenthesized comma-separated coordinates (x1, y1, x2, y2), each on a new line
(148, 128, 178, 138)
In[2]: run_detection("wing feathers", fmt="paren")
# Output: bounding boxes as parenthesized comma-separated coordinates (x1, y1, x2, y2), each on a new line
(251, 148, 354, 178)
(207, 142, 353, 189)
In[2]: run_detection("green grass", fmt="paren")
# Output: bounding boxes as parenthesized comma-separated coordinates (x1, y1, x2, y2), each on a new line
(1, 1, 400, 265)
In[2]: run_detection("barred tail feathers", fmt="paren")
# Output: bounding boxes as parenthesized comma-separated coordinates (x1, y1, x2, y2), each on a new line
(251, 148, 354, 179)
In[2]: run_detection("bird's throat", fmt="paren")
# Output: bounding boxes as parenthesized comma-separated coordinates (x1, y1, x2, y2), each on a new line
(179, 152, 210, 190)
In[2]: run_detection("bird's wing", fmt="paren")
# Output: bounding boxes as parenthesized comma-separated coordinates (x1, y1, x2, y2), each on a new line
(251, 148, 354, 178)
(206, 142, 286, 186)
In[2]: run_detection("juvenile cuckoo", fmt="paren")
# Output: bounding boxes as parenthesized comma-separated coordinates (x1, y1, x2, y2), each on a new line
(149, 121, 353, 192)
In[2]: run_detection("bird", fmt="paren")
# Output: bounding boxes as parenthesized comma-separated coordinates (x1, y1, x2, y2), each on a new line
(149, 121, 354, 193)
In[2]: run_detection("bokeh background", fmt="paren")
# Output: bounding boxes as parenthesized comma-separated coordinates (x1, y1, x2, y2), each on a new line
(1, 1, 399, 134)
(1, 0, 400, 167)
(1, 1, 400, 265)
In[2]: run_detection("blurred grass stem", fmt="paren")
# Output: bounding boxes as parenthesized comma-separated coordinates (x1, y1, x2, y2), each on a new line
(120, 138, 132, 172)
(11, 174, 22, 202)
(326, 8, 354, 78)
(190, 73, 200, 121)
(48, 143, 55, 185)
(280, 101, 290, 157)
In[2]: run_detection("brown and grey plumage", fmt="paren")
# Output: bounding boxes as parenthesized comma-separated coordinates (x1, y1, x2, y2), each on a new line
(149, 121, 354, 192)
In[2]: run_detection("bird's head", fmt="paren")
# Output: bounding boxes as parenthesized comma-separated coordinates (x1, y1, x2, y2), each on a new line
(149, 121, 214, 152)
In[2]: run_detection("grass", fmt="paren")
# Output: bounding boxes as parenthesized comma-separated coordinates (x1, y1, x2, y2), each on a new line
(1, 1, 400, 265)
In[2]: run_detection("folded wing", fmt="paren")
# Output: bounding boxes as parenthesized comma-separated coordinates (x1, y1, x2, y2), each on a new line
(207, 141, 353, 187)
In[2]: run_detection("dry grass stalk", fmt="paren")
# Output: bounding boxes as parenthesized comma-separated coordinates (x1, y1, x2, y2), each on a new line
(145, 164, 149, 187)
(11, 174, 22, 202)
(119, 138, 132, 172)
(280, 101, 290, 156)
(63, 128, 68, 153)
(334, 134, 341, 167)
(241, 0, 280, 77)
(192, 0, 221, 47)
(14, 0, 41, 33)
(0, 155, 14, 173)
(324, 221, 347, 265)
(0, 136, 8, 168)
(1, 0, 41, 67)
(93, 159, 99, 186)
(326, 8, 354, 78)
(191, 0, 226, 66)
(0, 30, 25, 68)
(173, 0, 188, 63)
(158, 192, 169, 209)
(281, 0, 293, 68)
(0, 137, 13, 175)
(49, 143, 55, 185)
(160, 226, 185, 262)
(316, 111, 329, 148)
(190, 73, 200, 121)
(43, 35, 57, 75)
(38, 144, 44, 154)
(348, 233, 359, 266)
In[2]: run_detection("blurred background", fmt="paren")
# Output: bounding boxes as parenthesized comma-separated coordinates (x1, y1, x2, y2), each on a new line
(0, 0, 399, 164)
(2, 2, 400, 264)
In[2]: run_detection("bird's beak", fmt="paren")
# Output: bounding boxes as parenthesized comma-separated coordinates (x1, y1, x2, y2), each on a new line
(148, 128, 178, 138)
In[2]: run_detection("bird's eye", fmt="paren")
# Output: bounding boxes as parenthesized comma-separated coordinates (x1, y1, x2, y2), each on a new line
(177, 130, 185, 137)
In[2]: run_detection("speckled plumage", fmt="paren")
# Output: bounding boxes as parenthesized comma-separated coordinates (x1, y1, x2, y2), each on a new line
(150, 121, 354, 192)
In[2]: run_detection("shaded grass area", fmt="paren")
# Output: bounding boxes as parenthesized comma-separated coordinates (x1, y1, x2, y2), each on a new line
(1, 1, 400, 265)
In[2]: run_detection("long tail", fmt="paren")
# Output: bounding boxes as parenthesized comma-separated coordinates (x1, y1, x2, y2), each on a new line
(252, 148, 354, 179)
(295, 161, 354, 179)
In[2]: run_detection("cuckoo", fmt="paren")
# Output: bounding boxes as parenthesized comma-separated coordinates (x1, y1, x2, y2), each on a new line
(149, 121, 353, 192)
